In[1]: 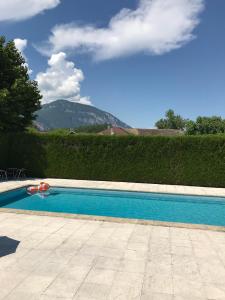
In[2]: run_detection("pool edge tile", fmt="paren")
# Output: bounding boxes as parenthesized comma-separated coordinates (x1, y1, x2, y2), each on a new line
(0, 208, 224, 232)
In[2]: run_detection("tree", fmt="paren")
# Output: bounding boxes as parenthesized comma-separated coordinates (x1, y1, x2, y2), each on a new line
(186, 116, 225, 135)
(0, 36, 42, 132)
(155, 109, 186, 130)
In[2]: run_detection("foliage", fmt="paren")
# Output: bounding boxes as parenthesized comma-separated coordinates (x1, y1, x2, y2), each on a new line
(186, 116, 225, 135)
(75, 124, 108, 133)
(0, 134, 9, 168)
(1, 133, 225, 187)
(44, 124, 108, 135)
(0, 36, 42, 132)
(27, 126, 39, 133)
(47, 128, 70, 135)
(155, 109, 186, 130)
(156, 110, 225, 136)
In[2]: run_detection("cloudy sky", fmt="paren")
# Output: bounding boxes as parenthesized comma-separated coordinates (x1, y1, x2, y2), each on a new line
(1, 0, 224, 127)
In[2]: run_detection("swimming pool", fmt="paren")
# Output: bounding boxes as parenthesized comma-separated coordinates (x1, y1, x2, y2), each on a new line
(0, 187, 225, 226)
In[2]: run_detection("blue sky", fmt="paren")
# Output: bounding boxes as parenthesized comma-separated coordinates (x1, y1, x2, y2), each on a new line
(1, 0, 225, 128)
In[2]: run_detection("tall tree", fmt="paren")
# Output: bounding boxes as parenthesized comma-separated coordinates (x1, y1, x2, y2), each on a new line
(0, 36, 42, 132)
(155, 109, 186, 130)
(186, 116, 225, 135)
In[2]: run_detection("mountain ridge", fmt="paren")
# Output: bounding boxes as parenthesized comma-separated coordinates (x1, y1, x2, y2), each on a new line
(35, 99, 130, 131)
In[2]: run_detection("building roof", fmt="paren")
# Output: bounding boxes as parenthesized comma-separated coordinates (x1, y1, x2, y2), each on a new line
(99, 127, 183, 136)
(126, 128, 183, 136)
(99, 127, 130, 136)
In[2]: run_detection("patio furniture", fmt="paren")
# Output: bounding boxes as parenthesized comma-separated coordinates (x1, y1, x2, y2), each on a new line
(7, 168, 18, 179)
(16, 168, 26, 179)
(0, 169, 7, 180)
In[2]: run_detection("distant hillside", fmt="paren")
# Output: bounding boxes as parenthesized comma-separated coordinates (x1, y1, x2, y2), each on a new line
(35, 100, 130, 131)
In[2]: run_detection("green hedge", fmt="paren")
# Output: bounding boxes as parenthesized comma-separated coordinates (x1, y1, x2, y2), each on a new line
(0, 134, 9, 169)
(1, 133, 225, 187)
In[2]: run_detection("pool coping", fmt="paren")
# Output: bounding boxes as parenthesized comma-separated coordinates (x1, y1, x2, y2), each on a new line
(0, 207, 225, 232)
(2, 178, 225, 197)
(1, 178, 225, 232)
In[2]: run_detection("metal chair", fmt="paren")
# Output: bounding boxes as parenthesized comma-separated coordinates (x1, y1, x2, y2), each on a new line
(0, 170, 7, 180)
(16, 168, 26, 179)
(6, 168, 18, 179)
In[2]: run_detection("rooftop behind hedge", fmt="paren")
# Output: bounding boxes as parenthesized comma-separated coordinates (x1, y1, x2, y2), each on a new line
(1, 133, 225, 187)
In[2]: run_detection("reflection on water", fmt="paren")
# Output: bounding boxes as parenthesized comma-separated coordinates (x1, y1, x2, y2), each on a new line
(36, 190, 60, 198)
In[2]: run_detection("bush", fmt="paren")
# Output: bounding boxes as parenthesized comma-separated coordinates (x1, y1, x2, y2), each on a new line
(0, 134, 9, 168)
(2, 133, 225, 187)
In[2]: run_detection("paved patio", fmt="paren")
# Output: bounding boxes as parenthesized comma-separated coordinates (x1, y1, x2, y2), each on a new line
(0, 212, 225, 300)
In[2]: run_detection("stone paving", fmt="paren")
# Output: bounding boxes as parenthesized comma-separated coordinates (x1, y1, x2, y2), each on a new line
(1, 212, 225, 300)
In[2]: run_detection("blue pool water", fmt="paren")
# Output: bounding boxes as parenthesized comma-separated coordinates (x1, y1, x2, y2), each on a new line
(0, 187, 225, 226)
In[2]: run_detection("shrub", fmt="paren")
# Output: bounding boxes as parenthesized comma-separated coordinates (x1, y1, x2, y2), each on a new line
(0, 134, 9, 168)
(2, 133, 225, 187)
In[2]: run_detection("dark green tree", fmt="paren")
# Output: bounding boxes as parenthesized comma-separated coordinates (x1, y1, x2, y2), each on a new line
(0, 36, 42, 132)
(186, 116, 225, 135)
(155, 109, 186, 130)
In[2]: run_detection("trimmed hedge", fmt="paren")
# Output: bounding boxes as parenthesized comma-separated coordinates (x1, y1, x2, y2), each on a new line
(1, 133, 225, 187)
(0, 135, 9, 169)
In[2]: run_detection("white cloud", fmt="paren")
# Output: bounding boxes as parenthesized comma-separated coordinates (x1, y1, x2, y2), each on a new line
(14, 38, 33, 74)
(14, 38, 28, 57)
(36, 52, 91, 105)
(0, 0, 60, 22)
(40, 0, 204, 60)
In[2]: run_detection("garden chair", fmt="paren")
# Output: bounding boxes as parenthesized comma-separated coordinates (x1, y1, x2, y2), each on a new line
(0, 170, 7, 180)
(16, 168, 26, 179)
(7, 168, 18, 179)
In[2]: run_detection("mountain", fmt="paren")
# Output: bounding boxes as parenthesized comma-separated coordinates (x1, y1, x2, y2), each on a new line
(35, 100, 130, 131)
